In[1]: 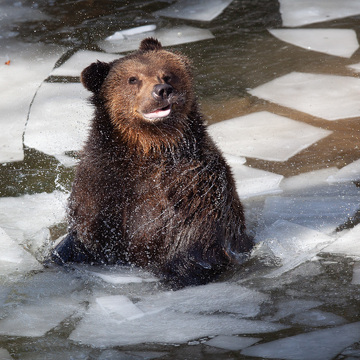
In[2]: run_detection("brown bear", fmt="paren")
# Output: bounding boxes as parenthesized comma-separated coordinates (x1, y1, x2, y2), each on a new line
(51, 37, 253, 288)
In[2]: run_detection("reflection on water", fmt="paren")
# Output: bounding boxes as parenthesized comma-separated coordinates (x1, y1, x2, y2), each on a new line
(1, 0, 360, 358)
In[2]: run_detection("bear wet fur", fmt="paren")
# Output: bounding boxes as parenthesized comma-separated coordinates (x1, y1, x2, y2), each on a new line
(51, 38, 253, 288)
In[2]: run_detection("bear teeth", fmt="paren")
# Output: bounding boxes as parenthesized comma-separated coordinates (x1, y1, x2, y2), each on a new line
(143, 105, 171, 120)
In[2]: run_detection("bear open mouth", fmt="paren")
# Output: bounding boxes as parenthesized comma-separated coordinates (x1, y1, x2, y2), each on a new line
(142, 104, 172, 120)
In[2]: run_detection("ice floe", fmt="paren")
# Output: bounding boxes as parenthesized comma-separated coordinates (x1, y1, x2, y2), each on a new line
(208, 111, 331, 161)
(105, 24, 157, 41)
(0, 349, 12, 360)
(269, 299, 323, 321)
(51, 50, 121, 77)
(352, 263, 360, 285)
(321, 224, 360, 259)
(348, 62, 360, 73)
(268, 29, 359, 58)
(256, 220, 334, 278)
(99, 26, 214, 53)
(249, 72, 360, 121)
(290, 309, 347, 327)
(279, 0, 360, 27)
(327, 158, 360, 183)
(242, 321, 360, 360)
(24, 82, 93, 166)
(0, 41, 66, 163)
(0, 298, 79, 337)
(153, 0, 233, 22)
(205, 335, 261, 351)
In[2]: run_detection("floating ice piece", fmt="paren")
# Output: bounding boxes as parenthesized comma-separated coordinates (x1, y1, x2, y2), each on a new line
(99, 26, 214, 53)
(290, 310, 347, 327)
(0, 349, 12, 360)
(268, 29, 359, 58)
(279, 0, 360, 27)
(206, 335, 261, 351)
(256, 220, 334, 278)
(208, 112, 331, 161)
(0, 298, 79, 337)
(0, 191, 67, 249)
(242, 321, 360, 360)
(89, 268, 158, 284)
(270, 299, 323, 321)
(106, 25, 157, 41)
(51, 50, 121, 77)
(70, 307, 288, 347)
(348, 62, 360, 73)
(352, 263, 360, 285)
(153, 0, 233, 22)
(0, 227, 42, 275)
(230, 163, 283, 199)
(321, 224, 360, 259)
(327, 159, 360, 183)
(249, 72, 360, 121)
(24, 82, 93, 166)
(0, 41, 66, 163)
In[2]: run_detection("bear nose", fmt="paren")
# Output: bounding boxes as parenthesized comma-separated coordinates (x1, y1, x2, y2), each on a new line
(152, 84, 173, 101)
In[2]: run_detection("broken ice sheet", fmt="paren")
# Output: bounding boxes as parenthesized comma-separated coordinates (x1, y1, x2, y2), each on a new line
(0, 349, 12, 360)
(327, 158, 360, 183)
(24, 82, 93, 166)
(0, 41, 66, 163)
(0, 227, 42, 275)
(205, 335, 261, 351)
(208, 111, 331, 161)
(88, 267, 158, 284)
(153, 0, 233, 22)
(290, 310, 347, 327)
(255, 220, 334, 278)
(348, 62, 360, 72)
(99, 26, 214, 53)
(0, 298, 79, 337)
(51, 51, 122, 77)
(352, 263, 360, 285)
(249, 72, 360, 121)
(279, 0, 360, 27)
(268, 29, 359, 58)
(242, 321, 360, 360)
(321, 224, 360, 259)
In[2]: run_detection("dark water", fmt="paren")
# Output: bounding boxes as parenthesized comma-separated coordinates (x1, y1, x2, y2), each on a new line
(1, 0, 360, 359)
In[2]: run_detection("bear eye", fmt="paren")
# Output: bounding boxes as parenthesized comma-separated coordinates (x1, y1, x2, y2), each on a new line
(128, 76, 139, 84)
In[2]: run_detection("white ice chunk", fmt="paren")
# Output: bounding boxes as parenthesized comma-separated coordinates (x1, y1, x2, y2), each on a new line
(70, 307, 288, 347)
(89, 268, 158, 284)
(269, 29, 359, 58)
(256, 220, 334, 278)
(322, 224, 360, 260)
(0, 227, 42, 275)
(106, 25, 157, 41)
(231, 163, 283, 199)
(0, 41, 66, 163)
(327, 159, 360, 183)
(153, 0, 233, 22)
(0, 349, 12, 360)
(51, 51, 122, 77)
(206, 335, 261, 351)
(242, 321, 360, 360)
(0, 298, 79, 337)
(208, 112, 331, 161)
(290, 310, 347, 327)
(348, 62, 360, 73)
(0, 191, 67, 248)
(279, 0, 360, 27)
(270, 299, 323, 321)
(99, 26, 214, 53)
(263, 193, 360, 234)
(223, 153, 246, 166)
(24, 82, 93, 166)
(249, 72, 360, 121)
(137, 282, 269, 318)
(352, 263, 360, 285)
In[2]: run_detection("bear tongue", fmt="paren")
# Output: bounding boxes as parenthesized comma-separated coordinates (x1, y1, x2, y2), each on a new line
(143, 107, 171, 120)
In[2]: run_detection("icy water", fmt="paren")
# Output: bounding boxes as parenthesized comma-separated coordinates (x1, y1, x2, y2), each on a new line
(1, 0, 360, 359)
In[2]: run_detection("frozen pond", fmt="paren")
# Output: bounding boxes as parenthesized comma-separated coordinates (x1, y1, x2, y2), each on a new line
(1, 0, 360, 359)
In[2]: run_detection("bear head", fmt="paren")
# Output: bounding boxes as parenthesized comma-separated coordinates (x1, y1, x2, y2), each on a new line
(81, 38, 197, 153)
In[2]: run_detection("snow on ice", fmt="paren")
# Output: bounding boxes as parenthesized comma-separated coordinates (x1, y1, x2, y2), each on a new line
(249, 72, 360, 121)
(24, 82, 93, 166)
(242, 321, 360, 360)
(279, 0, 360, 27)
(209, 111, 331, 161)
(268, 29, 359, 58)
(99, 25, 214, 53)
(153, 0, 233, 22)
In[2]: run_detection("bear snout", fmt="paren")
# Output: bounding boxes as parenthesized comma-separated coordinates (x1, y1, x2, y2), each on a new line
(152, 84, 173, 101)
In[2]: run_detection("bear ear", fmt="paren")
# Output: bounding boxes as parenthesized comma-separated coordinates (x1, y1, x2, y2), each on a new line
(81, 61, 111, 93)
(139, 37, 163, 52)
